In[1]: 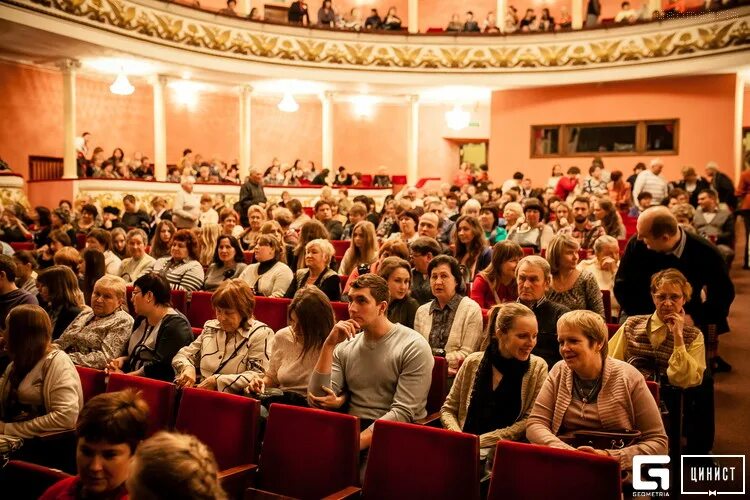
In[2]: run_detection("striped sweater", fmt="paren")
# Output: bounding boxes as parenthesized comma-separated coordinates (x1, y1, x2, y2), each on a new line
(152, 257, 205, 292)
(526, 357, 667, 470)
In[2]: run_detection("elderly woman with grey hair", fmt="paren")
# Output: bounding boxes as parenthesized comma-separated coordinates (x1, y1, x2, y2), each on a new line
(118, 228, 156, 284)
(284, 238, 341, 302)
(578, 234, 620, 319)
(54, 275, 134, 369)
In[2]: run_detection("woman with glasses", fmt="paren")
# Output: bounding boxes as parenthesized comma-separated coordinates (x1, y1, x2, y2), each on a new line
(106, 273, 193, 381)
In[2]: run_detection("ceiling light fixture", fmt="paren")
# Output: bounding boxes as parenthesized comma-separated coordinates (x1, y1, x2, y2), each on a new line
(445, 104, 470, 131)
(110, 72, 134, 96)
(352, 95, 377, 118)
(278, 93, 299, 113)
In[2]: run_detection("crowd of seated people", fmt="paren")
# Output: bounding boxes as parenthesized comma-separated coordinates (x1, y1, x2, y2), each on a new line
(0, 153, 741, 496)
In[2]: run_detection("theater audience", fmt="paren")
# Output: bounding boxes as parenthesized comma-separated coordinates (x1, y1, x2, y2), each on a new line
(526, 310, 668, 470)
(149, 219, 176, 259)
(578, 235, 620, 319)
(240, 204, 266, 250)
(126, 431, 226, 500)
(246, 287, 334, 405)
(285, 238, 341, 302)
(152, 229, 205, 292)
(73, 204, 99, 235)
(546, 235, 604, 317)
(559, 197, 606, 250)
(629, 191, 653, 218)
(54, 275, 133, 369)
(239, 234, 293, 297)
(414, 255, 482, 376)
(81, 248, 106, 306)
(173, 279, 274, 394)
(694, 188, 735, 263)
(118, 228, 155, 284)
(502, 202, 523, 233)
(219, 207, 244, 238)
(13, 250, 38, 295)
(471, 241, 523, 309)
(478, 204, 506, 244)
(593, 198, 626, 240)
(172, 176, 200, 229)
(379, 257, 419, 329)
(339, 220, 378, 276)
(40, 390, 148, 500)
(382, 6, 401, 29)
(288, 219, 330, 271)
(308, 274, 433, 451)
(204, 235, 247, 292)
(36, 265, 84, 340)
(440, 303, 548, 451)
(106, 273, 192, 381)
(314, 200, 344, 240)
(507, 199, 554, 253)
(453, 215, 491, 284)
(0, 304, 83, 438)
(344, 238, 409, 296)
(86, 228, 122, 275)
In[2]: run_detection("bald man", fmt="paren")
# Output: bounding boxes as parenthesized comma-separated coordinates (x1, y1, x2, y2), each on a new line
(614, 206, 734, 371)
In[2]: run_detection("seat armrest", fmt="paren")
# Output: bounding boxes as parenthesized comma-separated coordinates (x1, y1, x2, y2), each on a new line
(415, 411, 441, 426)
(36, 429, 76, 441)
(321, 486, 362, 500)
(219, 463, 257, 480)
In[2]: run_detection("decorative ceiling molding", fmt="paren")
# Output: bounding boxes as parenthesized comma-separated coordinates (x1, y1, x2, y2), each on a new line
(1, 0, 749, 73)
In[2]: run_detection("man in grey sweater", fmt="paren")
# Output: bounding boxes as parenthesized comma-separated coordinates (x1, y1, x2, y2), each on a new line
(308, 274, 433, 451)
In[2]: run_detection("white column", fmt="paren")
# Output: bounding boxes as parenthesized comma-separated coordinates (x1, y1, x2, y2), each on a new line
(408, 0, 419, 33)
(734, 73, 745, 181)
(152, 75, 168, 181)
(572, 0, 584, 29)
(407, 95, 419, 186)
(321, 92, 334, 172)
(497, 0, 507, 33)
(239, 85, 253, 181)
(648, 0, 661, 18)
(239, 0, 251, 16)
(60, 59, 79, 179)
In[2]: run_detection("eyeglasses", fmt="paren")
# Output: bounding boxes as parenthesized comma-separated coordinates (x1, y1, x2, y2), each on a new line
(652, 293, 683, 303)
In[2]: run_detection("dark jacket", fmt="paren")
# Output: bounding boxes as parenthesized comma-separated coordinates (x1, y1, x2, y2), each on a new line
(285, 268, 341, 302)
(122, 210, 151, 231)
(288, 1, 310, 24)
(672, 177, 711, 207)
(712, 172, 737, 209)
(388, 296, 419, 329)
(124, 312, 194, 381)
(614, 229, 734, 334)
(325, 219, 344, 240)
(528, 298, 570, 369)
(49, 302, 84, 340)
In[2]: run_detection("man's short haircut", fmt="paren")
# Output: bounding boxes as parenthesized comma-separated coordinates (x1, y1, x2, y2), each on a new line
(77, 389, 149, 453)
(123, 194, 136, 204)
(314, 200, 331, 212)
(13, 250, 38, 270)
(350, 273, 390, 304)
(566, 166, 581, 175)
(698, 188, 719, 200)
(648, 211, 679, 238)
(513, 171, 524, 180)
(81, 204, 98, 217)
(348, 203, 367, 218)
(637, 191, 653, 202)
(287, 199, 303, 216)
(0, 255, 17, 282)
(411, 237, 442, 257)
(516, 255, 551, 283)
(572, 195, 590, 206)
(88, 228, 112, 251)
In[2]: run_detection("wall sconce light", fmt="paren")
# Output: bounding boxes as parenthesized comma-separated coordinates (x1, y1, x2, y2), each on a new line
(445, 104, 470, 131)
(110, 72, 134, 96)
(278, 93, 299, 113)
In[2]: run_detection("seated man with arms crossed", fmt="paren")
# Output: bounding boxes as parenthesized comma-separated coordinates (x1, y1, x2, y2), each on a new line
(308, 274, 433, 451)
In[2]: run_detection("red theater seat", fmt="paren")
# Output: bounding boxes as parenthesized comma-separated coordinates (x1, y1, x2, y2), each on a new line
(106, 373, 176, 435)
(10, 241, 34, 251)
(332, 240, 350, 260)
(606, 323, 620, 339)
(76, 233, 87, 250)
(243, 251, 254, 264)
(125, 285, 136, 317)
(488, 440, 621, 500)
(417, 356, 448, 425)
(339, 274, 349, 289)
(601, 289, 613, 322)
(4, 460, 72, 499)
(362, 420, 480, 499)
(331, 301, 350, 322)
(170, 289, 187, 315)
(253, 296, 290, 331)
(248, 404, 360, 499)
(75, 366, 106, 403)
(522, 247, 535, 256)
(188, 291, 215, 328)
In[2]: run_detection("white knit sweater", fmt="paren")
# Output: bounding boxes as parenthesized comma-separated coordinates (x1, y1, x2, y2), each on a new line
(414, 295, 483, 365)
(238, 261, 294, 298)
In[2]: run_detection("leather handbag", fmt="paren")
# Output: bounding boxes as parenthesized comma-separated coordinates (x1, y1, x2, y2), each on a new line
(571, 429, 642, 450)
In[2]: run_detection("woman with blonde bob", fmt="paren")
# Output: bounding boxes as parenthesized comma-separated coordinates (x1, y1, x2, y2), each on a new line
(545, 234, 604, 318)
(240, 204, 267, 250)
(441, 303, 548, 452)
(126, 431, 226, 500)
(173, 279, 274, 394)
(0, 305, 83, 438)
(284, 238, 341, 302)
(338, 220, 378, 276)
(526, 310, 668, 471)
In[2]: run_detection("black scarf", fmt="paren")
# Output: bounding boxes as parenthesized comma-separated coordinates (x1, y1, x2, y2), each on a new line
(462, 339, 530, 436)
(254, 258, 278, 296)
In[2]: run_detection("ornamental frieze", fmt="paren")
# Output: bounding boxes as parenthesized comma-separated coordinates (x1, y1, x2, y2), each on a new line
(4, 0, 749, 71)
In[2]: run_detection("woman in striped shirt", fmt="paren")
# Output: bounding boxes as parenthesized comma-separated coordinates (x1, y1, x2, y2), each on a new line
(152, 229, 205, 292)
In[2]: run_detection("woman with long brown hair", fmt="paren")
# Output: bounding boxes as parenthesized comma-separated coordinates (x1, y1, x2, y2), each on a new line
(0, 304, 83, 438)
(592, 198, 626, 240)
(338, 220, 378, 276)
(149, 220, 176, 259)
(453, 214, 491, 285)
(36, 265, 85, 340)
(471, 241, 524, 309)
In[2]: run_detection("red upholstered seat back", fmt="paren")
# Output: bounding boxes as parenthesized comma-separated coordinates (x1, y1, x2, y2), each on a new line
(253, 296, 290, 331)
(175, 388, 260, 470)
(170, 289, 187, 315)
(125, 285, 136, 317)
(427, 356, 448, 414)
(258, 404, 359, 499)
(5, 460, 72, 498)
(606, 323, 619, 339)
(601, 289, 613, 322)
(243, 251, 254, 264)
(339, 274, 349, 289)
(106, 373, 176, 435)
(332, 240, 350, 260)
(363, 420, 480, 500)
(75, 366, 106, 403)
(488, 441, 621, 500)
(188, 291, 215, 328)
(331, 301, 350, 322)
(522, 247, 535, 256)
(646, 380, 660, 404)
(10, 242, 34, 251)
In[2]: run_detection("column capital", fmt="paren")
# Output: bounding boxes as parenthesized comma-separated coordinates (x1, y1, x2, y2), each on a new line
(407, 94, 419, 104)
(240, 84, 254, 96)
(322, 91, 335, 101)
(147, 75, 168, 87)
(57, 59, 81, 72)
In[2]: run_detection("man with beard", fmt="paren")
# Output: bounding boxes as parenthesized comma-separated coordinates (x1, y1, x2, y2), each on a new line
(558, 196, 605, 250)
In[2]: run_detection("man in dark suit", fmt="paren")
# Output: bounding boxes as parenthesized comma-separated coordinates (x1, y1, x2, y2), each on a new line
(615, 206, 735, 372)
(705, 161, 737, 209)
(237, 168, 267, 226)
(314, 199, 343, 240)
(287, 0, 310, 25)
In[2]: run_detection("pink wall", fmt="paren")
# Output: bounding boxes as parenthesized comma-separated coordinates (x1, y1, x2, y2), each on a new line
(744, 88, 750, 128)
(250, 97, 322, 170)
(333, 102, 408, 172)
(489, 74, 739, 187)
(166, 90, 238, 164)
